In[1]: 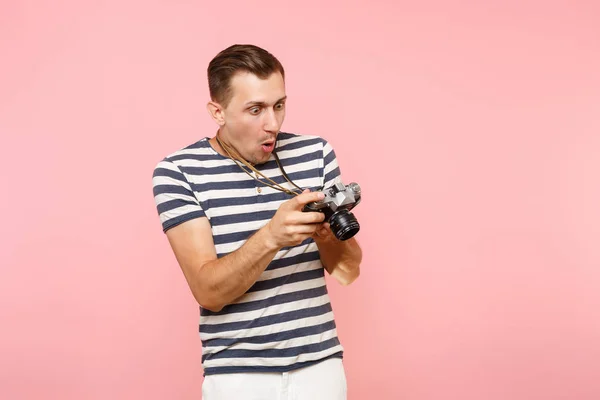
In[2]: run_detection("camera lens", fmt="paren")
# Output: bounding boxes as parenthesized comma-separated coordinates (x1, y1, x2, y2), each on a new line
(329, 209, 360, 241)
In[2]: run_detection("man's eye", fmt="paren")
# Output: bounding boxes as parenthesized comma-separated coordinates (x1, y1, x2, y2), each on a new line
(275, 103, 285, 110)
(249, 107, 261, 115)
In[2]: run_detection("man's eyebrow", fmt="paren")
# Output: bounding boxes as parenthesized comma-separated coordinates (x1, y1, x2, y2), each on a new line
(245, 96, 287, 107)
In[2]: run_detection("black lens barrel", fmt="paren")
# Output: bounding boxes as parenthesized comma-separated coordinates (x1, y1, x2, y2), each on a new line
(329, 209, 360, 241)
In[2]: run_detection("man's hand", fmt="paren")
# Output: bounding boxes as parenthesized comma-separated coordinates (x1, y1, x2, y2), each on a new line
(312, 222, 335, 241)
(312, 221, 362, 286)
(265, 189, 326, 249)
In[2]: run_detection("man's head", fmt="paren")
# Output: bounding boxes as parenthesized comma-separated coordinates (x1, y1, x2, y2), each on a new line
(206, 44, 287, 165)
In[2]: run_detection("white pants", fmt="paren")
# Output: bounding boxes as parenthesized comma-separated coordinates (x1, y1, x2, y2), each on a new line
(202, 358, 347, 400)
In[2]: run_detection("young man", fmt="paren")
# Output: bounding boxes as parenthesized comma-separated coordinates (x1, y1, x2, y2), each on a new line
(152, 44, 362, 399)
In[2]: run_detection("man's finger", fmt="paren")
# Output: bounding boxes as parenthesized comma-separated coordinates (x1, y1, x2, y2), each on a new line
(294, 210, 326, 224)
(292, 190, 325, 209)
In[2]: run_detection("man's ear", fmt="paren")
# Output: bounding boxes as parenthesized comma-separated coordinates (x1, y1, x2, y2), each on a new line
(206, 101, 225, 126)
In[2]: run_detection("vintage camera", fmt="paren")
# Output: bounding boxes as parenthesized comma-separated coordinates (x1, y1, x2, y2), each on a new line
(303, 181, 362, 241)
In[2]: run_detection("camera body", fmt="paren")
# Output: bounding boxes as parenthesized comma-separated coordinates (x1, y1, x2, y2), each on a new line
(303, 181, 362, 241)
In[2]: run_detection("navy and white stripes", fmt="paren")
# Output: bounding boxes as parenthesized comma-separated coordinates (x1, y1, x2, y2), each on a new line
(152, 132, 344, 375)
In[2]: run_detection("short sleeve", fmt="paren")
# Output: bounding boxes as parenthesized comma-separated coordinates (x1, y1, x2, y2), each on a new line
(152, 158, 206, 232)
(322, 139, 343, 190)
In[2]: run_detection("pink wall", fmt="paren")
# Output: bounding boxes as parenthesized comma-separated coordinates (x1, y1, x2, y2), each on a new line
(2, 1, 600, 399)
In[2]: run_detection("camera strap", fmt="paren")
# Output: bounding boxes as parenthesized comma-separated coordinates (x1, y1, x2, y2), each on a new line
(215, 134, 304, 196)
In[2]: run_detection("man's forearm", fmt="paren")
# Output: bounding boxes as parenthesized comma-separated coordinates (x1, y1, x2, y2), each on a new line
(314, 236, 362, 285)
(195, 226, 279, 312)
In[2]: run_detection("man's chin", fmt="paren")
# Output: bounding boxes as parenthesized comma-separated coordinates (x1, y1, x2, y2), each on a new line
(249, 153, 271, 166)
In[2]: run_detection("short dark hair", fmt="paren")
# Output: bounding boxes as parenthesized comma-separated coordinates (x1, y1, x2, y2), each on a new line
(207, 44, 285, 107)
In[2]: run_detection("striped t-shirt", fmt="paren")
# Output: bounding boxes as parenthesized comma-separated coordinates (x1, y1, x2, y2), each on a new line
(152, 132, 345, 375)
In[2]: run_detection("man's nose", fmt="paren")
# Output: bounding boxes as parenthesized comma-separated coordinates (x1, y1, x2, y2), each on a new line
(263, 108, 279, 131)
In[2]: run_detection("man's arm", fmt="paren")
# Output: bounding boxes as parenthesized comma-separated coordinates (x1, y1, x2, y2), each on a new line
(312, 223, 362, 286)
(166, 217, 278, 312)
(314, 139, 362, 285)
(165, 191, 326, 312)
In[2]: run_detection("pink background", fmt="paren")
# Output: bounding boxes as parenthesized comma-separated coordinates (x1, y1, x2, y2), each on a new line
(2, 1, 600, 399)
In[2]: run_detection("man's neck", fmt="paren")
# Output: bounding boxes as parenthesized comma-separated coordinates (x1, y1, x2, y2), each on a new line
(211, 131, 257, 166)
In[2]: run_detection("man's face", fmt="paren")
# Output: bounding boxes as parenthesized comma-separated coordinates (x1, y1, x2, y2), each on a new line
(220, 71, 286, 165)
